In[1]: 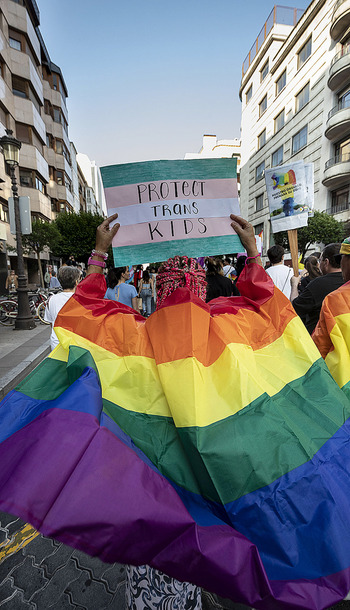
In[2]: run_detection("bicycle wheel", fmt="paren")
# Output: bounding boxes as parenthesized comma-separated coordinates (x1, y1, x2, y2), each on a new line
(0, 300, 18, 325)
(37, 301, 50, 324)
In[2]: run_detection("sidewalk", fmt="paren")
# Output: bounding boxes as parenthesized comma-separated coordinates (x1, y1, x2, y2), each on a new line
(0, 322, 51, 400)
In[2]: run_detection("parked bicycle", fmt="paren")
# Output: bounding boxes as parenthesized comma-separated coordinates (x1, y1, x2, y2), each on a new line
(0, 288, 60, 326)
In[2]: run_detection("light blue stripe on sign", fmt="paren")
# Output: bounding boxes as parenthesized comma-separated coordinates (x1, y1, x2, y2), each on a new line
(113, 234, 243, 266)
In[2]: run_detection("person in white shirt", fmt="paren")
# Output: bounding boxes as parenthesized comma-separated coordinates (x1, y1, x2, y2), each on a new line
(44, 266, 81, 350)
(222, 257, 236, 279)
(265, 245, 293, 299)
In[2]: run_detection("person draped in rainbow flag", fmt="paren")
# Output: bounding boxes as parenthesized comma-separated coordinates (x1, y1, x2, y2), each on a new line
(1, 213, 350, 609)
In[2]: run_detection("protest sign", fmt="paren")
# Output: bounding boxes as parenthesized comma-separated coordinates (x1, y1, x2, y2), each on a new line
(100, 159, 242, 265)
(265, 161, 314, 233)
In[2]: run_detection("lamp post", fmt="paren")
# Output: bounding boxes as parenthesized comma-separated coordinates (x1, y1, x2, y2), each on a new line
(0, 129, 35, 330)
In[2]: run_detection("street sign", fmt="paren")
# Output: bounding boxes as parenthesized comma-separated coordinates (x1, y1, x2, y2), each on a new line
(8, 196, 32, 235)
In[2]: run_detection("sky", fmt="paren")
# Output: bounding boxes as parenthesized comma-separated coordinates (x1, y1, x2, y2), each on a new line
(39, 0, 310, 168)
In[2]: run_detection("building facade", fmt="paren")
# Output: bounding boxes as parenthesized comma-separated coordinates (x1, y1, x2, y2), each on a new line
(76, 152, 106, 216)
(185, 134, 241, 192)
(239, 1, 350, 254)
(0, 0, 73, 288)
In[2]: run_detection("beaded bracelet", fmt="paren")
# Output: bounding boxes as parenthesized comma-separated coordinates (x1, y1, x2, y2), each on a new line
(91, 249, 108, 260)
(88, 257, 106, 268)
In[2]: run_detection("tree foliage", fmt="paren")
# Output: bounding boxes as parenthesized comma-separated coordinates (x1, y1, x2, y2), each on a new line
(21, 220, 61, 286)
(51, 211, 110, 265)
(274, 211, 345, 261)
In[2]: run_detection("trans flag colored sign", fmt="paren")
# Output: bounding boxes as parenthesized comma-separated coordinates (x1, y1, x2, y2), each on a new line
(100, 158, 241, 265)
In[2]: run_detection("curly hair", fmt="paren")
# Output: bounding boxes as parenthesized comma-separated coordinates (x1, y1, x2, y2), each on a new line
(156, 256, 207, 308)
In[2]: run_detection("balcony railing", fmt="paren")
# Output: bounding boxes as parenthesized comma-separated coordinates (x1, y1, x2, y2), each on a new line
(327, 201, 350, 214)
(242, 5, 304, 77)
(325, 153, 350, 169)
(328, 97, 350, 119)
(330, 43, 350, 68)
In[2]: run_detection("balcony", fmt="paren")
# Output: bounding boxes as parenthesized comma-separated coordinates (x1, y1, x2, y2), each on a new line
(327, 201, 350, 215)
(328, 45, 350, 90)
(331, 0, 350, 40)
(322, 154, 350, 188)
(325, 100, 350, 140)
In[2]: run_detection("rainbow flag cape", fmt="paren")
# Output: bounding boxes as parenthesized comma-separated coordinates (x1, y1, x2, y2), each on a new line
(313, 280, 350, 400)
(1, 266, 350, 609)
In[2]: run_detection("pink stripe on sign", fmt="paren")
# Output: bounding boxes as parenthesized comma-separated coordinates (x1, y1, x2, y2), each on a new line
(105, 178, 238, 207)
(112, 216, 235, 247)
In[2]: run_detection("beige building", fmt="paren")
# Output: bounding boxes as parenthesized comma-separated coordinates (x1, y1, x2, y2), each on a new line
(0, 0, 74, 288)
(239, 1, 350, 255)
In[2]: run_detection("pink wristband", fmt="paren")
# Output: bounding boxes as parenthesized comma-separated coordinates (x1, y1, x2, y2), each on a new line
(245, 254, 260, 264)
(88, 257, 106, 268)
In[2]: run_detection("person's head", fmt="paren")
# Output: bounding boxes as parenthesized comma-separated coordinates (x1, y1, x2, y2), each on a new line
(57, 266, 81, 290)
(205, 258, 224, 276)
(335, 236, 350, 282)
(304, 255, 321, 280)
(223, 257, 231, 265)
(156, 256, 206, 308)
(10, 270, 15, 276)
(51, 271, 56, 278)
(235, 255, 247, 278)
(267, 245, 284, 265)
(319, 243, 341, 275)
(114, 266, 129, 283)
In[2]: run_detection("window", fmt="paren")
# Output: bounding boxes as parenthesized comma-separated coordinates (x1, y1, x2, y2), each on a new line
(331, 185, 350, 213)
(259, 94, 267, 117)
(12, 76, 27, 98)
(276, 70, 286, 96)
(254, 222, 264, 235)
(335, 137, 350, 160)
(52, 73, 59, 91)
(55, 139, 63, 154)
(338, 87, 350, 111)
(298, 37, 312, 69)
(255, 160, 265, 182)
(56, 170, 63, 185)
(9, 36, 21, 51)
(0, 203, 9, 223)
(292, 125, 307, 154)
(19, 169, 34, 188)
(271, 145, 283, 167)
(258, 129, 266, 150)
(256, 194, 264, 211)
(16, 123, 31, 143)
(35, 175, 45, 193)
(53, 107, 61, 123)
(246, 85, 253, 104)
(295, 82, 310, 112)
(260, 60, 269, 82)
(274, 109, 285, 133)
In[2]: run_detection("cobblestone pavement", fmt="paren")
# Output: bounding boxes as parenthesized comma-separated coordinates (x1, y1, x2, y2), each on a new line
(1, 512, 349, 609)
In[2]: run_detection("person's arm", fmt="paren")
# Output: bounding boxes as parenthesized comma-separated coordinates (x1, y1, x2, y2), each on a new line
(138, 279, 143, 296)
(230, 215, 262, 266)
(132, 296, 138, 310)
(290, 275, 301, 301)
(291, 284, 315, 323)
(87, 213, 120, 277)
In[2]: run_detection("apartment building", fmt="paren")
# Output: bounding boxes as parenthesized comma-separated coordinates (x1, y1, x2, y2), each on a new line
(184, 134, 241, 193)
(239, 1, 350, 254)
(0, 0, 73, 287)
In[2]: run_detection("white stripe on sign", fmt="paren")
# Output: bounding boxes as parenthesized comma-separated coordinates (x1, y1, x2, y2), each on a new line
(109, 198, 239, 226)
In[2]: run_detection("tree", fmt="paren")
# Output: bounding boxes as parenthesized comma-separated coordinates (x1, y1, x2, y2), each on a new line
(21, 220, 61, 287)
(274, 211, 345, 261)
(51, 211, 112, 265)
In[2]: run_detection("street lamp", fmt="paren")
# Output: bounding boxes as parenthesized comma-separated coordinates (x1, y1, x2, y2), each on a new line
(0, 129, 35, 330)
